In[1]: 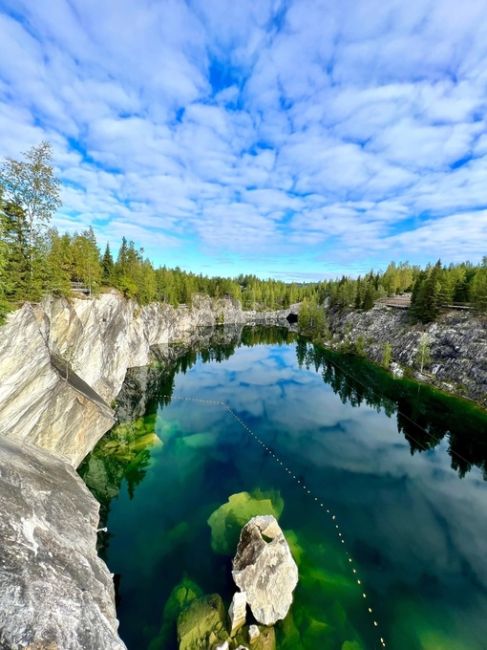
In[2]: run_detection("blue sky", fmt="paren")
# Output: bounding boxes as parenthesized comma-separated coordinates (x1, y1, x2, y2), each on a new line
(0, 0, 486, 280)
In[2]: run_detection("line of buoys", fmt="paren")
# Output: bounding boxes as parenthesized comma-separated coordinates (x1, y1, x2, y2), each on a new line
(165, 395, 386, 648)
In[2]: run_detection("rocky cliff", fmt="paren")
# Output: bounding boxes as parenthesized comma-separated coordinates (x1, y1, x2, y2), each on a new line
(0, 293, 293, 650)
(0, 292, 293, 467)
(0, 436, 126, 650)
(327, 305, 487, 407)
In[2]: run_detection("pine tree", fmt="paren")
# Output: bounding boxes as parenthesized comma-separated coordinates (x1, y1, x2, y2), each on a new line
(45, 229, 71, 296)
(470, 260, 487, 313)
(362, 282, 376, 310)
(1, 201, 34, 300)
(71, 227, 102, 294)
(101, 243, 114, 285)
(0, 189, 8, 320)
(411, 261, 442, 323)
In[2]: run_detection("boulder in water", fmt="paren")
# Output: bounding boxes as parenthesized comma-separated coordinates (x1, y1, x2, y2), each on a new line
(177, 593, 228, 649)
(248, 625, 260, 643)
(228, 591, 247, 636)
(250, 626, 275, 650)
(232, 515, 298, 626)
(207, 491, 284, 555)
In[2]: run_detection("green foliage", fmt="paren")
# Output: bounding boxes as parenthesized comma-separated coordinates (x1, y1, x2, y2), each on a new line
(415, 333, 432, 373)
(0, 142, 61, 302)
(71, 227, 102, 293)
(354, 335, 366, 357)
(470, 258, 487, 313)
(409, 259, 487, 321)
(325, 263, 418, 311)
(101, 242, 114, 285)
(298, 297, 328, 339)
(361, 283, 376, 310)
(382, 342, 393, 369)
(45, 229, 72, 296)
(411, 260, 442, 323)
(0, 142, 61, 231)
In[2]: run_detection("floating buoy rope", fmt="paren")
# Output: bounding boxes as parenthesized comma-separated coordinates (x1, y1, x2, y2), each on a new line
(161, 394, 387, 648)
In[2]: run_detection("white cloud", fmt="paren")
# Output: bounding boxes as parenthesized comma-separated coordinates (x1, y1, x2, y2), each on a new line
(1, 0, 487, 276)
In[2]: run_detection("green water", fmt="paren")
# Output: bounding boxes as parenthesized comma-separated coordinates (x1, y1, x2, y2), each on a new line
(80, 327, 487, 650)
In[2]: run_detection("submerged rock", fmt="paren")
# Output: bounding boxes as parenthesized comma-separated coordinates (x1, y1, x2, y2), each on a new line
(149, 578, 203, 649)
(177, 594, 228, 649)
(208, 491, 284, 555)
(228, 591, 247, 636)
(249, 626, 276, 650)
(232, 515, 298, 626)
(249, 625, 260, 643)
(215, 642, 230, 650)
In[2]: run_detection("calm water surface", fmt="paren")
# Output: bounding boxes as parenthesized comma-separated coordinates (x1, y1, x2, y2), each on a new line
(80, 327, 487, 650)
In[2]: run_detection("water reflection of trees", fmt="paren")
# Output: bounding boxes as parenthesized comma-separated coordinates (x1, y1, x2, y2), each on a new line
(297, 338, 487, 480)
(79, 325, 299, 544)
(80, 325, 487, 549)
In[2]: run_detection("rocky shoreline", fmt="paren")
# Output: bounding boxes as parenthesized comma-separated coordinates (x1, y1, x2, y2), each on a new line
(325, 305, 487, 408)
(0, 293, 295, 650)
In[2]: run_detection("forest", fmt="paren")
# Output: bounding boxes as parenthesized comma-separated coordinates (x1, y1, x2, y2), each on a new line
(1, 143, 486, 324)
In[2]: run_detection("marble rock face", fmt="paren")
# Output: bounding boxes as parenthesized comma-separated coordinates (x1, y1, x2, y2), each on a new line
(0, 436, 126, 650)
(232, 515, 298, 626)
(0, 293, 294, 467)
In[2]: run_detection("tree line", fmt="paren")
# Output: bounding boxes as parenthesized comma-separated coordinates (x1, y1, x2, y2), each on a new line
(1, 143, 485, 325)
(319, 259, 487, 321)
(0, 143, 318, 320)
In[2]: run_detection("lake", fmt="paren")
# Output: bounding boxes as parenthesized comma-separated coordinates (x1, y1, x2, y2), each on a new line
(79, 326, 487, 650)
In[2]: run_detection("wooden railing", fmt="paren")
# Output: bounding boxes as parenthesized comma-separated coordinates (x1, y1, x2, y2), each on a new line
(70, 282, 90, 295)
(376, 294, 473, 311)
(375, 295, 411, 309)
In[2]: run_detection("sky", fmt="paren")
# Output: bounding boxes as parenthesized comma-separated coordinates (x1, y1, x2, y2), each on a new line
(0, 0, 486, 281)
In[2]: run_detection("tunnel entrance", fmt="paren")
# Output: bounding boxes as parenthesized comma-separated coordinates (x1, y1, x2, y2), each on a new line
(286, 312, 298, 324)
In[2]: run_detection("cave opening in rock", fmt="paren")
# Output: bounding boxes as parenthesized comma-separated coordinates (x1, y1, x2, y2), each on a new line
(286, 313, 298, 324)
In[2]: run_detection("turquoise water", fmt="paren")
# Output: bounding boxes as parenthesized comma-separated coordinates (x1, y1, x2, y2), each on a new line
(80, 328, 487, 650)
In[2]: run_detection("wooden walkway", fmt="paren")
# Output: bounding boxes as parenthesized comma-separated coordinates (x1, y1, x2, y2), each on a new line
(70, 282, 90, 296)
(376, 294, 411, 309)
(376, 294, 473, 311)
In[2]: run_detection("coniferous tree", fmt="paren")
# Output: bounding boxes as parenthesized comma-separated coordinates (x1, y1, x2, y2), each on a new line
(411, 261, 442, 323)
(1, 201, 37, 300)
(101, 243, 114, 286)
(362, 281, 376, 310)
(0, 144, 484, 326)
(0, 189, 8, 320)
(470, 258, 487, 313)
(71, 227, 102, 294)
(45, 229, 72, 296)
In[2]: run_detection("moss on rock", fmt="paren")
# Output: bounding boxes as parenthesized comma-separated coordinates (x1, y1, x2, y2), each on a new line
(177, 594, 228, 650)
(207, 490, 284, 555)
